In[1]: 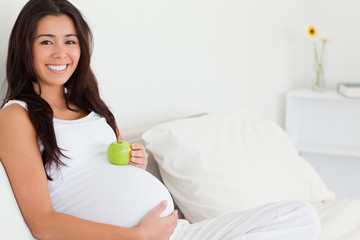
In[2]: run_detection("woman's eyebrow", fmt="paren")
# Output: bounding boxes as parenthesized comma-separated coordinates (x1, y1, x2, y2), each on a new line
(65, 34, 78, 37)
(36, 33, 78, 38)
(36, 34, 55, 38)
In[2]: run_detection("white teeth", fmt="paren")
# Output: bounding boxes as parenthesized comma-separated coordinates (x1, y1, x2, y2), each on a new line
(47, 65, 67, 71)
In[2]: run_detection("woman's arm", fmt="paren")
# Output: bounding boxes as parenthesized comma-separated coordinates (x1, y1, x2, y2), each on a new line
(0, 104, 177, 240)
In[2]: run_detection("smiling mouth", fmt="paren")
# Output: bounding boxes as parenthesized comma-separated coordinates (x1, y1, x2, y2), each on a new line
(46, 64, 69, 71)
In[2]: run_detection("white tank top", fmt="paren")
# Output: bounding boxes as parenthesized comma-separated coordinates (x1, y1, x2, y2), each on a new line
(2, 100, 174, 228)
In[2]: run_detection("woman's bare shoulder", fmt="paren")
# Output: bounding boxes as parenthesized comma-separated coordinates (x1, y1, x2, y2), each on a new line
(0, 102, 28, 119)
(0, 103, 36, 150)
(0, 103, 32, 126)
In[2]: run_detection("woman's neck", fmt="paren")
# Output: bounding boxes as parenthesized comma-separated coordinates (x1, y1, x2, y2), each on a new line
(33, 83, 66, 108)
(32, 83, 88, 120)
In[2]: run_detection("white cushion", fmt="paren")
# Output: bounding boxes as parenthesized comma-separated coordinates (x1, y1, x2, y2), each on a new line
(142, 111, 335, 223)
(0, 161, 35, 239)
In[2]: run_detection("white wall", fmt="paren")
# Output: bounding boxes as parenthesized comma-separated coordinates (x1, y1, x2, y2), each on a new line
(1, 1, 360, 131)
(89, 0, 309, 132)
(0, 0, 307, 131)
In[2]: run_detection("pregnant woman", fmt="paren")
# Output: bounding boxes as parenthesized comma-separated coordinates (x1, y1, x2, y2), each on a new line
(0, 0, 321, 239)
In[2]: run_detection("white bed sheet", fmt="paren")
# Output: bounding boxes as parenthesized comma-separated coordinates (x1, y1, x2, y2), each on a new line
(311, 199, 360, 240)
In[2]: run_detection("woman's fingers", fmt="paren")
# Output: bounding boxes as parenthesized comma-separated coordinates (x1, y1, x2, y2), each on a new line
(138, 201, 178, 240)
(168, 210, 179, 235)
(129, 143, 148, 169)
(151, 201, 178, 234)
(130, 148, 148, 158)
(130, 142, 145, 151)
(153, 201, 168, 216)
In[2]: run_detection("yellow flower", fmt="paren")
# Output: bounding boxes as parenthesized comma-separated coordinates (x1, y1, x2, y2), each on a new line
(307, 26, 316, 38)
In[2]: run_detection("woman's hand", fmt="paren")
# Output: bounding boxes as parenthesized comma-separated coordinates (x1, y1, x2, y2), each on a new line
(129, 142, 148, 170)
(137, 201, 178, 240)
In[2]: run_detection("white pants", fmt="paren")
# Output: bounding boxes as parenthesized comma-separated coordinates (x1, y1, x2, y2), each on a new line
(171, 201, 321, 240)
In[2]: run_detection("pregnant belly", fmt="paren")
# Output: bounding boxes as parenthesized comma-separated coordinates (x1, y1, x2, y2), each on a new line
(50, 165, 174, 228)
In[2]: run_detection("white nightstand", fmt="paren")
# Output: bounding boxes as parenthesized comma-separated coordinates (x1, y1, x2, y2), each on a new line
(285, 88, 360, 198)
(286, 88, 360, 157)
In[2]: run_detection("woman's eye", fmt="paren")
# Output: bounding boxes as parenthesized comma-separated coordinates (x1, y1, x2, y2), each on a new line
(66, 40, 77, 45)
(40, 40, 52, 45)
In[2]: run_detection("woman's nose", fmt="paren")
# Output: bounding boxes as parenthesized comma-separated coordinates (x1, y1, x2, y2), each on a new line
(52, 44, 67, 58)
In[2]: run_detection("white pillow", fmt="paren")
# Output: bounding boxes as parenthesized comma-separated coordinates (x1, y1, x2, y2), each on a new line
(0, 161, 35, 239)
(142, 111, 335, 223)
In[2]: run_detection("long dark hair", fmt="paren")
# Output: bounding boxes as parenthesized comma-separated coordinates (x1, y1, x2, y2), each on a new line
(3, 0, 118, 180)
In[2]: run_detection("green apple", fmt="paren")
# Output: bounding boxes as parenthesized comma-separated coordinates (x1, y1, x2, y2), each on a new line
(107, 141, 132, 165)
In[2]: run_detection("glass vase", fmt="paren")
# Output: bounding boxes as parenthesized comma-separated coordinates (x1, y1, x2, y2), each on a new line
(312, 61, 325, 91)
(312, 41, 326, 91)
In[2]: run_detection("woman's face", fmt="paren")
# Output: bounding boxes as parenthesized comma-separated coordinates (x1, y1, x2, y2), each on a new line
(32, 14, 81, 90)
